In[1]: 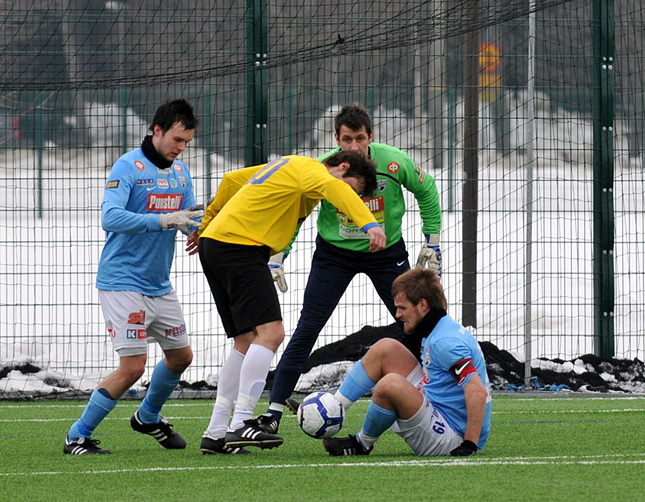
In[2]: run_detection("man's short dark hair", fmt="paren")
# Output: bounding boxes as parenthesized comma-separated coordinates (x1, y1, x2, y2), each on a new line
(334, 104, 372, 136)
(392, 268, 447, 310)
(150, 99, 199, 133)
(324, 150, 377, 197)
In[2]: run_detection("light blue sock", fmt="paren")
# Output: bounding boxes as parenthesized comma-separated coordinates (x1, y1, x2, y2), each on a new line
(68, 389, 117, 440)
(337, 360, 376, 402)
(138, 359, 180, 424)
(362, 401, 398, 439)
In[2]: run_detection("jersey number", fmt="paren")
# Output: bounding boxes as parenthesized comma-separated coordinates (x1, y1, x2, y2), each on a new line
(432, 420, 446, 435)
(247, 157, 289, 185)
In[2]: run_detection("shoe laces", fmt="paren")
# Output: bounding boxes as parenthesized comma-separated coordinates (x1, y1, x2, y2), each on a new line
(258, 413, 279, 433)
(75, 437, 104, 450)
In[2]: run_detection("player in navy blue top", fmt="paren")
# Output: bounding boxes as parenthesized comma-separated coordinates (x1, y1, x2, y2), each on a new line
(64, 99, 203, 455)
(322, 267, 491, 457)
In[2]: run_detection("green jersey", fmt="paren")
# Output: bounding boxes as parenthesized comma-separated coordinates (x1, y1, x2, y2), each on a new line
(316, 143, 441, 252)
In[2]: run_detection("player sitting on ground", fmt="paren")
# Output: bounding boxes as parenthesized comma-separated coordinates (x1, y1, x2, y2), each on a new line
(322, 268, 491, 457)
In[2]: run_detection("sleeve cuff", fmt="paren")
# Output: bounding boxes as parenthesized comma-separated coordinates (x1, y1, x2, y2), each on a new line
(427, 233, 440, 246)
(149, 215, 162, 232)
(361, 222, 379, 232)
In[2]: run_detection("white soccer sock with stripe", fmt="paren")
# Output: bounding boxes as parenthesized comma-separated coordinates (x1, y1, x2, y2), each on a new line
(229, 343, 274, 431)
(205, 349, 244, 439)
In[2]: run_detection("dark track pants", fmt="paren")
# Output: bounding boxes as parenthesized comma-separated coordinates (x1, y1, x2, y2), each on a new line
(269, 235, 410, 405)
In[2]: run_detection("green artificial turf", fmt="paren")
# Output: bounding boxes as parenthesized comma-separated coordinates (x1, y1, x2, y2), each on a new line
(1, 395, 643, 502)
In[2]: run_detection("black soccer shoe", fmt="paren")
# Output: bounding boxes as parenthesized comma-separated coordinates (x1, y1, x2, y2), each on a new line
(256, 413, 280, 434)
(285, 397, 300, 414)
(64, 436, 111, 455)
(200, 434, 252, 455)
(225, 418, 284, 449)
(323, 434, 372, 456)
(130, 411, 186, 449)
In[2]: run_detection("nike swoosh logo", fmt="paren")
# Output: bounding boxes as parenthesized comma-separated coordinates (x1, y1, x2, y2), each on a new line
(454, 361, 470, 375)
(146, 187, 154, 191)
(397, 261, 406, 267)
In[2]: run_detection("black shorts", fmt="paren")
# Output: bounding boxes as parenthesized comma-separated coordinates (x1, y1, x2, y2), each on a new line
(198, 238, 282, 337)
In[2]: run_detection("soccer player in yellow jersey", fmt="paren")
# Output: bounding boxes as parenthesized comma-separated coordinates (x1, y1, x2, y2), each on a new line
(193, 151, 386, 453)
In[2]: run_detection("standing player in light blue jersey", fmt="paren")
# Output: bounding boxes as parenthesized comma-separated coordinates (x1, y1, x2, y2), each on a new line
(64, 99, 203, 455)
(322, 268, 491, 457)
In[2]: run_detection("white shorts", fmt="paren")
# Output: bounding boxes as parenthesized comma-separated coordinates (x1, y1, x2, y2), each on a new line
(393, 398, 463, 456)
(390, 363, 463, 456)
(98, 290, 190, 357)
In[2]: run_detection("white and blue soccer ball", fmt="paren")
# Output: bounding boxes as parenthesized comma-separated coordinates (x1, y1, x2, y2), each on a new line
(297, 391, 345, 439)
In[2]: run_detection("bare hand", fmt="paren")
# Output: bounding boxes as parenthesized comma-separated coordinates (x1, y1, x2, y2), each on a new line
(186, 230, 200, 255)
(367, 226, 386, 252)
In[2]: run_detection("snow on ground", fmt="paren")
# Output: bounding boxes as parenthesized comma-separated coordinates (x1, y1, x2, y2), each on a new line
(2, 346, 644, 399)
(1, 104, 644, 397)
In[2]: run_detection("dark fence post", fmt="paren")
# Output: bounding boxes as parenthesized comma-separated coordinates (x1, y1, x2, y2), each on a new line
(462, 0, 480, 329)
(592, 0, 615, 357)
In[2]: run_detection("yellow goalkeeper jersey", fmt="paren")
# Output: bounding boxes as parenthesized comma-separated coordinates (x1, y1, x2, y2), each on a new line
(199, 155, 378, 254)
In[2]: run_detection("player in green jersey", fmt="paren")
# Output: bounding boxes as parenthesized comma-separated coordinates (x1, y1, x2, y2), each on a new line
(258, 104, 442, 436)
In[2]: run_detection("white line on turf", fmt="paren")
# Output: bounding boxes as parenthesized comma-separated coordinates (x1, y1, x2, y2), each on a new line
(3, 406, 645, 423)
(2, 453, 645, 477)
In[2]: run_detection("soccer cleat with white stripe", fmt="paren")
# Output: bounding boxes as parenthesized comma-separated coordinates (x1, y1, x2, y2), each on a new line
(256, 413, 280, 434)
(225, 418, 284, 449)
(130, 411, 187, 449)
(200, 433, 252, 455)
(323, 434, 372, 456)
(63, 436, 111, 455)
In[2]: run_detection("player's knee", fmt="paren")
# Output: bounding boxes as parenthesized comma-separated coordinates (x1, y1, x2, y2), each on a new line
(173, 352, 193, 373)
(373, 373, 407, 400)
(257, 322, 285, 351)
(268, 330, 285, 351)
(118, 361, 146, 383)
(183, 350, 194, 369)
(367, 337, 404, 361)
(165, 347, 193, 373)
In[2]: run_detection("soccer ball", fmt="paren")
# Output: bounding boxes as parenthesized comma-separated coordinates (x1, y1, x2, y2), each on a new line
(297, 391, 345, 439)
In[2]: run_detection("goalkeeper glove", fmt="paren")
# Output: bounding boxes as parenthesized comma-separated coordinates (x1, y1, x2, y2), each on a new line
(449, 440, 478, 456)
(269, 252, 288, 293)
(159, 204, 204, 236)
(416, 234, 442, 276)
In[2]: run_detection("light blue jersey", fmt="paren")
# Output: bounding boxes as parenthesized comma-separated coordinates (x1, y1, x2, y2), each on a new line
(419, 316, 492, 450)
(96, 147, 196, 296)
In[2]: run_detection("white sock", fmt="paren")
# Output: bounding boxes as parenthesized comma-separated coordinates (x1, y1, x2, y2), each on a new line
(229, 344, 275, 430)
(357, 430, 378, 450)
(268, 402, 285, 414)
(333, 391, 355, 411)
(205, 349, 244, 439)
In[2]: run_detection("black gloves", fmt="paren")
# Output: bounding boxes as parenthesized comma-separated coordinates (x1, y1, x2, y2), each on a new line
(449, 439, 478, 456)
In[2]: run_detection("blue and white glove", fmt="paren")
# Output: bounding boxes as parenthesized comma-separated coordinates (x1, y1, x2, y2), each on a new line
(416, 234, 442, 276)
(269, 252, 288, 293)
